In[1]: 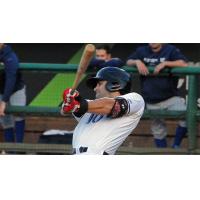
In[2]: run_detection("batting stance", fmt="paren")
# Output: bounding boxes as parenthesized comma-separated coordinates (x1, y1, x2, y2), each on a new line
(61, 67, 144, 155)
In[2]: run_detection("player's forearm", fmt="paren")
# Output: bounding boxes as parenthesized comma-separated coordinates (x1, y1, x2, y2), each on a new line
(88, 98, 115, 114)
(126, 59, 141, 67)
(164, 60, 188, 67)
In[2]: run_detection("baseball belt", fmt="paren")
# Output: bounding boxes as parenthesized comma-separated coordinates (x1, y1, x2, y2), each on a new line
(72, 147, 109, 155)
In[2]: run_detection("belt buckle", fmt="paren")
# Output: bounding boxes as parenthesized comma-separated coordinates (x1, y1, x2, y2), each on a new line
(72, 147, 88, 154)
(79, 147, 88, 153)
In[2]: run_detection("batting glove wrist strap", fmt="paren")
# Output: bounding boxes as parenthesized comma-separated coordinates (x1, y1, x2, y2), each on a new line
(74, 96, 88, 115)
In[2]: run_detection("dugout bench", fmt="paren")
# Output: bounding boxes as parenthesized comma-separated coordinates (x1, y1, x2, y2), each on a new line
(0, 63, 200, 154)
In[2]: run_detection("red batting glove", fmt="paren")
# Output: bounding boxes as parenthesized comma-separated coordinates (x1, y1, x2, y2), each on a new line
(63, 88, 79, 104)
(61, 100, 80, 114)
(61, 88, 80, 115)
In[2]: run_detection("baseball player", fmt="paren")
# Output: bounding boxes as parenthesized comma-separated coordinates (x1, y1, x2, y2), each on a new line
(126, 43, 188, 148)
(88, 44, 124, 71)
(60, 67, 144, 155)
(0, 43, 26, 143)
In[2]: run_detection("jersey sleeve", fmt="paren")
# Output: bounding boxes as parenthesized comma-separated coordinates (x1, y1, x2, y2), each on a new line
(103, 58, 124, 68)
(126, 47, 144, 61)
(169, 46, 188, 62)
(120, 93, 145, 116)
(2, 52, 19, 102)
(88, 58, 105, 71)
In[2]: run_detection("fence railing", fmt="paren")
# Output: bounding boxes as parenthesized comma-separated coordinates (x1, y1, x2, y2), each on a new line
(1, 63, 200, 154)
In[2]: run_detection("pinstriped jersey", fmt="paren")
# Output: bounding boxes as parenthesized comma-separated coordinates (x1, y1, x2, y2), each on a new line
(72, 92, 145, 155)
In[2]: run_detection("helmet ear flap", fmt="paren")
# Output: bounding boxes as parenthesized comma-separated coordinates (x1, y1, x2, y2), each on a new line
(105, 81, 121, 92)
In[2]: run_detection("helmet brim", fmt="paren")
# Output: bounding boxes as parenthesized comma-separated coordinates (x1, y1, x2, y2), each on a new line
(86, 77, 103, 89)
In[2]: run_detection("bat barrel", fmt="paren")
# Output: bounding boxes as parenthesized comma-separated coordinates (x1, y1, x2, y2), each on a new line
(71, 44, 96, 91)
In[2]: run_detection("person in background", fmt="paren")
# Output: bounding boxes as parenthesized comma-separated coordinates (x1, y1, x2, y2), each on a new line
(88, 44, 124, 71)
(126, 43, 188, 148)
(0, 43, 26, 143)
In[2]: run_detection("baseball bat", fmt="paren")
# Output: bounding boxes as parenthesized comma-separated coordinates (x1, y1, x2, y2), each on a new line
(71, 44, 96, 94)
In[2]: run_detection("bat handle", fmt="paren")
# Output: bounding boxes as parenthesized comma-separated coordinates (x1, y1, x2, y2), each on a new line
(70, 89, 76, 95)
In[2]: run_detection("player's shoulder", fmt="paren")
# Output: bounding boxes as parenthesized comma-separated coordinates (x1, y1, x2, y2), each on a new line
(0, 45, 12, 55)
(105, 58, 124, 67)
(121, 92, 143, 100)
(163, 44, 184, 55)
(120, 92, 145, 106)
(163, 44, 177, 51)
(119, 92, 145, 115)
(136, 45, 149, 52)
(111, 57, 122, 61)
(2, 44, 12, 52)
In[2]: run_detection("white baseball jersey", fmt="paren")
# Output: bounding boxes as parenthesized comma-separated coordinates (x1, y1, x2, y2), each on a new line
(72, 92, 145, 155)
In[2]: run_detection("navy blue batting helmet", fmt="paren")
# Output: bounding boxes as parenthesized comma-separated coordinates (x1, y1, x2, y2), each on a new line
(86, 67, 131, 94)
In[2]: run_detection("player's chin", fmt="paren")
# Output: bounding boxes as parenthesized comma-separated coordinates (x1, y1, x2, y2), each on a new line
(95, 93, 101, 99)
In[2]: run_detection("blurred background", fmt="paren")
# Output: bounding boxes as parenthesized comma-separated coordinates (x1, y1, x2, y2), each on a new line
(0, 43, 200, 154)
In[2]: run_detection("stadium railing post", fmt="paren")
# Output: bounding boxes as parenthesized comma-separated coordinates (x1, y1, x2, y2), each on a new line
(187, 75, 198, 152)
